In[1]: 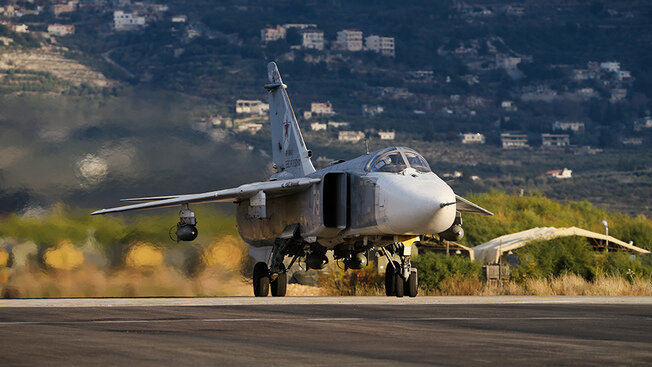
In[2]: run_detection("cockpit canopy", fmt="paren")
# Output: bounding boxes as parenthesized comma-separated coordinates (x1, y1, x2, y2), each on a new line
(366, 148, 432, 173)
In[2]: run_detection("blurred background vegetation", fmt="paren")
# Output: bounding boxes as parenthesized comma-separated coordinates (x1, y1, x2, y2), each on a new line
(1, 193, 650, 297)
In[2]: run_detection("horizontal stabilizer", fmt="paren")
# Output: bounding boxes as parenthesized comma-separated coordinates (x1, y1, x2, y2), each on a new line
(455, 195, 494, 216)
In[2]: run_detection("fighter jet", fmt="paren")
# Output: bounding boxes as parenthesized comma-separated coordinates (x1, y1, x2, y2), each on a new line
(92, 62, 493, 297)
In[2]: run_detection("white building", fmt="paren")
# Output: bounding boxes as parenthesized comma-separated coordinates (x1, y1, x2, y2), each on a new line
(235, 100, 269, 115)
(616, 70, 631, 80)
(236, 123, 263, 134)
(311, 102, 334, 116)
(541, 134, 570, 147)
(600, 61, 621, 72)
(553, 121, 585, 133)
(336, 29, 363, 51)
(328, 121, 350, 129)
(114, 11, 145, 31)
(621, 137, 643, 145)
(338, 131, 365, 143)
(572, 69, 590, 81)
(282, 24, 317, 30)
(310, 122, 327, 131)
(501, 100, 517, 112)
(634, 117, 652, 131)
(301, 29, 324, 50)
(496, 54, 521, 69)
(546, 168, 572, 179)
(362, 104, 384, 117)
(47, 24, 75, 36)
(501, 133, 529, 149)
(379, 131, 395, 140)
(171, 15, 187, 23)
(405, 70, 434, 81)
(9, 23, 29, 33)
(53, 2, 75, 17)
(460, 133, 486, 144)
(261, 25, 286, 43)
(365, 35, 395, 57)
(576, 88, 597, 98)
(0, 5, 15, 17)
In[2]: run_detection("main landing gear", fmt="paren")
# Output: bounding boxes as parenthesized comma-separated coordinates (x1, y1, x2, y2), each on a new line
(253, 261, 288, 297)
(253, 234, 299, 297)
(381, 244, 418, 298)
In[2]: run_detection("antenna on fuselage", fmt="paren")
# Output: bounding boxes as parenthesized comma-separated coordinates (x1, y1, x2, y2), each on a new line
(364, 138, 369, 154)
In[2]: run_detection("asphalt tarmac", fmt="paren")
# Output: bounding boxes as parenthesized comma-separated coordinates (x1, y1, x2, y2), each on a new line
(1, 297, 651, 366)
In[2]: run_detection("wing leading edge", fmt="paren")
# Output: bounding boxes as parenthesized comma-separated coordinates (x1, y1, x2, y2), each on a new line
(455, 195, 494, 216)
(91, 177, 321, 215)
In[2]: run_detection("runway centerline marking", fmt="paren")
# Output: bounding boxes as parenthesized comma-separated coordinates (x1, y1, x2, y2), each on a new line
(0, 316, 624, 326)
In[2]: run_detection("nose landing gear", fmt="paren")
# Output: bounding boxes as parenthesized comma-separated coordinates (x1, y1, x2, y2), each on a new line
(381, 243, 418, 298)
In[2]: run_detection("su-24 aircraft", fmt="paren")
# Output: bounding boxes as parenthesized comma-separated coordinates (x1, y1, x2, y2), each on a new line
(92, 62, 493, 297)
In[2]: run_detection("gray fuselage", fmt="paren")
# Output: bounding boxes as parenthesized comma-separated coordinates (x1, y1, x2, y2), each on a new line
(236, 147, 456, 250)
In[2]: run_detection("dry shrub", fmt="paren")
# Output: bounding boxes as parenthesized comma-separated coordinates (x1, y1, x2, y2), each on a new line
(318, 264, 384, 296)
(125, 242, 163, 268)
(482, 281, 526, 295)
(42, 240, 84, 270)
(586, 275, 652, 296)
(549, 273, 588, 295)
(491, 274, 652, 296)
(2, 263, 252, 298)
(201, 236, 246, 272)
(0, 248, 9, 267)
(286, 284, 327, 296)
(1, 234, 256, 298)
(435, 275, 484, 295)
(522, 278, 553, 295)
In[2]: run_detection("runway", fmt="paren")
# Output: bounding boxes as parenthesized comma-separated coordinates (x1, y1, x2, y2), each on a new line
(1, 297, 651, 366)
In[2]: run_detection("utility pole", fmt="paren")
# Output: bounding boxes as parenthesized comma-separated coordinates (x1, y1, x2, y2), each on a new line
(601, 220, 609, 253)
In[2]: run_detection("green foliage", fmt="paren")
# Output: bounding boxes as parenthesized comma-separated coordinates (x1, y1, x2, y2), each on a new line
(512, 237, 597, 280)
(0, 25, 39, 49)
(596, 253, 652, 281)
(413, 252, 481, 290)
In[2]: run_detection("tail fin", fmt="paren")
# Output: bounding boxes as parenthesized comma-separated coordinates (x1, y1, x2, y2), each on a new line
(265, 62, 315, 178)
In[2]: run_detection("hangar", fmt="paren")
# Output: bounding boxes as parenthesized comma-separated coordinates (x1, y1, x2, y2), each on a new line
(471, 226, 650, 265)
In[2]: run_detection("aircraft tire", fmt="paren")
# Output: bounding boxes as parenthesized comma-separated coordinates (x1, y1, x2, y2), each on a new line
(253, 262, 270, 297)
(271, 265, 287, 297)
(385, 264, 396, 296)
(405, 271, 418, 298)
(394, 272, 404, 298)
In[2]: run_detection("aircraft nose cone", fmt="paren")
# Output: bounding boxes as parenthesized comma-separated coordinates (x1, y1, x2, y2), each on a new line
(377, 174, 456, 235)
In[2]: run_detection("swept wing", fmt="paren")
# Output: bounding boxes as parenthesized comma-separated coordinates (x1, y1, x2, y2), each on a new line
(91, 177, 320, 215)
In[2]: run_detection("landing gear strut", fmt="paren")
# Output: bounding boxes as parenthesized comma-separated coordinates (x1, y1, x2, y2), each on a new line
(381, 244, 418, 298)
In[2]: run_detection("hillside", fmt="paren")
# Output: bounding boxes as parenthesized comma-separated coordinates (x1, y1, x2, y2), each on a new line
(0, 0, 650, 216)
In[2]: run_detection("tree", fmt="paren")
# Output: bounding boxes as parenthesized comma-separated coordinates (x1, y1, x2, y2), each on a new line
(286, 28, 301, 46)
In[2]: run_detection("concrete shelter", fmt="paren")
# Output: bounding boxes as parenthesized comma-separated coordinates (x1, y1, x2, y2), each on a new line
(472, 227, 650, 264)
